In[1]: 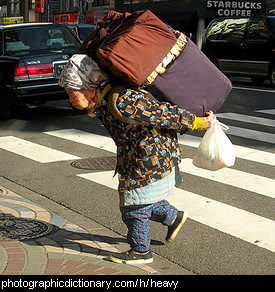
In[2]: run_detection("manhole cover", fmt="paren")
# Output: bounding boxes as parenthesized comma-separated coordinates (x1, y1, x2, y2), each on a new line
(0, 216, 54, 241)
(71, 156, 117, 170)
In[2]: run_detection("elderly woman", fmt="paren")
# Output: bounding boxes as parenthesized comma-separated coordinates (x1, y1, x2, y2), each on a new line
(59, 54, 215, 265)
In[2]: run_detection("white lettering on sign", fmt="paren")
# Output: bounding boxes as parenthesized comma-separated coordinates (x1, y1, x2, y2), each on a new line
(217, 9, 252, 16)
(206, 1, 263, 17)
(206, 1, 262, 9)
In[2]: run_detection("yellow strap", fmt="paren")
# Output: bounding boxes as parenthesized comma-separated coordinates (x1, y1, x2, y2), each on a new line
(97, 84, 112, 106)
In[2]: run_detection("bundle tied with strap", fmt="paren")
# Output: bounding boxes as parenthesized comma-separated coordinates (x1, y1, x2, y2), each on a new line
(79, 10, 177, 86)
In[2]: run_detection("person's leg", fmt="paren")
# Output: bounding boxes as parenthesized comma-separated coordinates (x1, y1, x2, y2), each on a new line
(150, 200, 187, 243)
(121, 205, 151, 253)
(150, 199, 178, 226)
(109, 205, 153, 264)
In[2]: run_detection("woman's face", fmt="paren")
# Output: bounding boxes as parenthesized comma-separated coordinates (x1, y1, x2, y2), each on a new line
(66, 88, 98, 111)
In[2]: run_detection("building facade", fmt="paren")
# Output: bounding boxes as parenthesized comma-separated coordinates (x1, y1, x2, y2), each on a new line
(0, 0, 275, 45)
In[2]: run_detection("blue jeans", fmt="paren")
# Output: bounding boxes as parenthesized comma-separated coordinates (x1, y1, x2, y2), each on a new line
(120, 200, 178, 252)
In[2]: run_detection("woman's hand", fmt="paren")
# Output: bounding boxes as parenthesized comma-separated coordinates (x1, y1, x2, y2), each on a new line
(203, 111, 216, 130)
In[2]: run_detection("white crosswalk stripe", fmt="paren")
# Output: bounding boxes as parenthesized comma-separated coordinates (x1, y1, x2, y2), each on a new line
(217, 112, 275, 128)
(255, 109, 275, 115)
(0, 110, 274, 254)
(44, 129, 117, 153)
(217, 108, 275, 144)
(77, 170, 275, 253)
(225, 125, 275, 144)
(44, 129, 275, 199)
(0, 136, 80, 163)
(45, 128, 275, 166)
(179, 158, 275, 199)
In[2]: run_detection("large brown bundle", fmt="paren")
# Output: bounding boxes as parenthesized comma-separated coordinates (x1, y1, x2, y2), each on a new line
(79, 10, 177, 86)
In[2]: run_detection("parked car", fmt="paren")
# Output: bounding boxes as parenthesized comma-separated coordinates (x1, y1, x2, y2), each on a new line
(67, 24, 96, 42)
(0, 22, 81, 119)
(202, 16, 275, 87)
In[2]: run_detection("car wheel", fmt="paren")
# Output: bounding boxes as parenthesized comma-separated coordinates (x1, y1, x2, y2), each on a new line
(269, 65, 275, 87)
(0, 104, 12, 120)
(250, 76, 265, 85)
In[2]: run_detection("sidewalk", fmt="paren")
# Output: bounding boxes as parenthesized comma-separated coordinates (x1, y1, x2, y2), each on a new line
(0, 177, 193, 276)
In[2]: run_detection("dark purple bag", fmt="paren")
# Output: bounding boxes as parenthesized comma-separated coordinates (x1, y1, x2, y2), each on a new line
(145, 38, 232, 117)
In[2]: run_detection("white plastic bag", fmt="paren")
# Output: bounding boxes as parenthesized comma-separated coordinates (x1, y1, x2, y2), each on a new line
(193, 118, 235, 171)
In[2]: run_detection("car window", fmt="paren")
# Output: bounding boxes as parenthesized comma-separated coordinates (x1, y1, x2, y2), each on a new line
(205, 18, 248, 41)
(77, 26, 95, 41)
(4, 26, 80, 57)
(247, 20, 271, 40)
(68, 25, 96, 41)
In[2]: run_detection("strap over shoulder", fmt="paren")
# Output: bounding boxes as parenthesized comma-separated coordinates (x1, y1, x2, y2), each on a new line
(107, 85, 144, 126)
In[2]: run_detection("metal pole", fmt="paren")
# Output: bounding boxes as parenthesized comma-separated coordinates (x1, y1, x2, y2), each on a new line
(196, 17, 205, 49)
(47, 3, 50, 22)
(78, 0, 84, 24)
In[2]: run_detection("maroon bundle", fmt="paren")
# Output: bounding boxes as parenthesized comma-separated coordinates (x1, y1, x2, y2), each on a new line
(145, 35, 232, 116)
(79, 10, 177, 86)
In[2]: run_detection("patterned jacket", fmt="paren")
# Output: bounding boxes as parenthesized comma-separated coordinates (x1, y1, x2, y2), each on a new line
(94, 85, 204, 205)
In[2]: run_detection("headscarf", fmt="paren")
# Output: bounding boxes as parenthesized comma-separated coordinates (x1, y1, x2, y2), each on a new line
(58, 54, 109, 90)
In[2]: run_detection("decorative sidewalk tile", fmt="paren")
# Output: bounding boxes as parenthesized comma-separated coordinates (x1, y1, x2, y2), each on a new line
(0, 186, 160, 275)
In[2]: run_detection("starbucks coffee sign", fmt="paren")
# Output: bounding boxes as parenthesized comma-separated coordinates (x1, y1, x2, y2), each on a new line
(198, 0, 266, 18)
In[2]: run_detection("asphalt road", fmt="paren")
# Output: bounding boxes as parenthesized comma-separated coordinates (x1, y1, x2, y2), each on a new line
(0, 78, 274, 274)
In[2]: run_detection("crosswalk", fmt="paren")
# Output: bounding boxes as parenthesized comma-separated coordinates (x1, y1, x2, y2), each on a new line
(0, 136, 80, 163)
(79, 170, 275, 252)
(44, 129, 275, 199)
(0, 110, 274, 254)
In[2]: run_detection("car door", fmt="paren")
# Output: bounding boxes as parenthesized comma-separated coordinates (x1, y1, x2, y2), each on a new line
(216, 18, 249, 75)
(203, 18, 249, 75)
(241, 18, 274, 77)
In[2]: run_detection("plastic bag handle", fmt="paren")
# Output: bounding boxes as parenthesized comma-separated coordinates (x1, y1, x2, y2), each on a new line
(212, 117, 229, 131)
